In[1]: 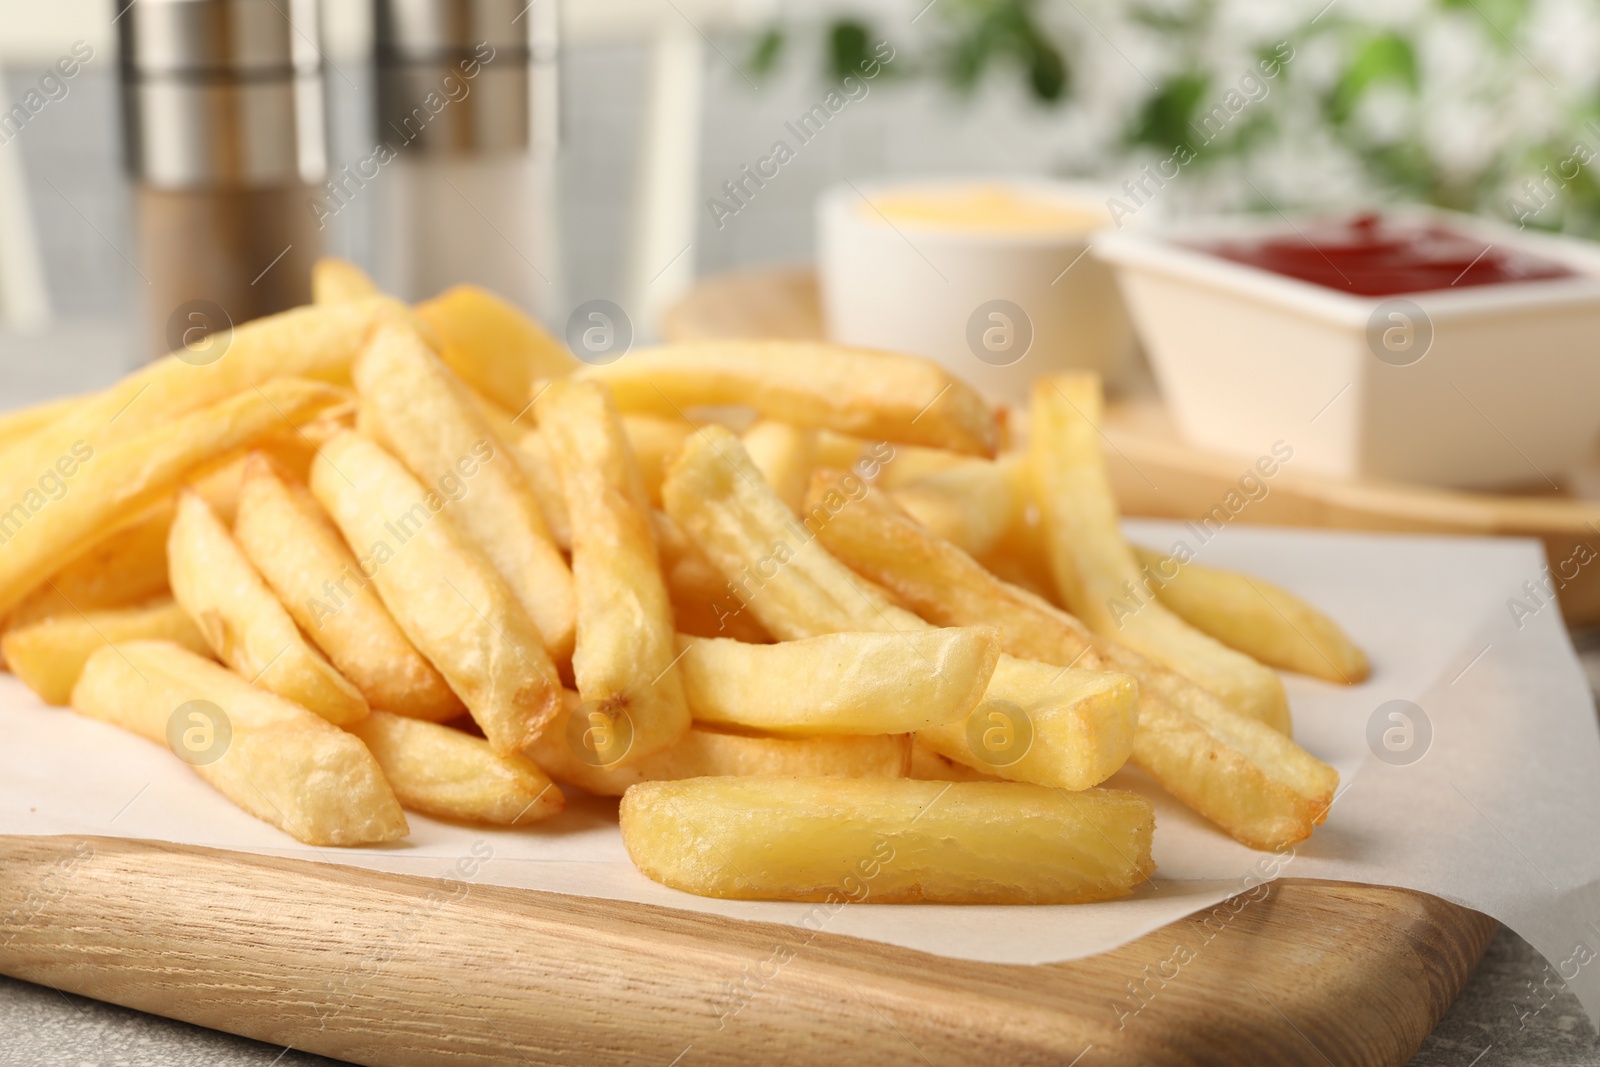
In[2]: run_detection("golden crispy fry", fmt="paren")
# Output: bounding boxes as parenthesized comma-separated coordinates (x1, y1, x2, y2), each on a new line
(809, 475, 1338, 849)
(526, 696, 910, 796)
(347, 711, 564, 825)
(0, 394, 82, 452)
(233, 455, 463, 721)
(1131, 546, 1370, 684)
(579, 342, 999, 456)
(4, 502, 173, 628)
(661, 426, 1137, 790)
(311, 431, 562, 754)
(168, 492, 368, 725)
(1031, 376, 1291, 733)
(510, 429, 571, 550)
(3, 598, 211, 705)
(311, 256, 381, 303)
(619, 777, 1153, 903)
(625, 415, 693, 505)
(416, 284, 579, 411)
(0, 378, 346, 618)
(740, 420, 816, 514)
(651, 509, 770, 643)
(890, 453, 1025, 559)
(71, 640, 407, 845)
(354, 320, 576, 660)
(679, 627, 998, 736)
(536, 379, 690, 762)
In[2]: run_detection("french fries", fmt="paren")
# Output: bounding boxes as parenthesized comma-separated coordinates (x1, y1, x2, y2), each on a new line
(3, 598, 212, 705)
(808, 472, 1338, 849)
(679, 628, 998, 735)
(1031, 376, 1292, 734)
(70, 640, 407, 845)
(526, 696, 911, 796)
(347, 711, 564, 825)
(168, 492, 369, 726)
(311, 256, 381, 304)
(354, 319, 577, 661)
(0, 377, 346, 618)
(625, 415, 695, 505)
(416, 284, 580, 412)
(310, 431, 562, 754)
(233, 454, 464, 721)
(889, 453, 1025, 559)
(740, 420, 816, 514)
(1131, 546, 1371, 684)
(536, 379, 691, 762)
(579, 342, 1000, 456)
(620, 777, 1154, 903)
(651, 509, 771, 643)
(661, 425, 1137, 790)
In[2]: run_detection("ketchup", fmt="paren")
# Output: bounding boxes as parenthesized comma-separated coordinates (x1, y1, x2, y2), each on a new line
(1191, 213, 1575, 296)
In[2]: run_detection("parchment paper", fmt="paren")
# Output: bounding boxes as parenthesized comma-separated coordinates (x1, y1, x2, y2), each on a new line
(4, 522, 1598, 1024)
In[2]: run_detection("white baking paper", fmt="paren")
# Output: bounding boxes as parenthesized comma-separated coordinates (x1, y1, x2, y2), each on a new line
(4, 523, 1599, 1025)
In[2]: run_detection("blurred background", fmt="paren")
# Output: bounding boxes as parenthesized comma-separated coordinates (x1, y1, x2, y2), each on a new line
(6, 0, 1600, 391)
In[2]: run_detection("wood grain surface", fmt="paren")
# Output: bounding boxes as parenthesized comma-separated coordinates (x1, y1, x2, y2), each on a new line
(0, 835, 1495, 1067)
(665, 266, 1600, 625)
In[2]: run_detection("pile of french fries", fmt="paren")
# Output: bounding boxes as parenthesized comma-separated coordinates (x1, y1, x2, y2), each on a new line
(0, 258, 1368, 905)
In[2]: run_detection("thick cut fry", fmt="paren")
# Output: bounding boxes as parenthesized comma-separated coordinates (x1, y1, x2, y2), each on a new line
(354, 321, 576, 660)
(580, 342, 999, 457)
(512, 430, 571, 550)
(536, 379, 690, 762)
(740, 420, 816, 514)
(1031, 376, 1292, 733)
(890, 453, 1025, 559)
(71, 640, 407, 845)
(347, 711, 564, 825)
(233, 455, 463, 721)
(809, 474, 1338, 849)
(311, 431, 561, 754)
(3, 598, 211, 705)
(620, 777, 1154, 904)
(168, 492, 368, 726)
(661, 426, 1136, 790)
(0, 377, 346, 618)
(526, 696, 909, 795)
(679, 628, 998, 735)
(416, 284, 579, 411)
(625, 415, 694, 505)
(1131, 546, 1370, 684)
(312, 256, 381, 303)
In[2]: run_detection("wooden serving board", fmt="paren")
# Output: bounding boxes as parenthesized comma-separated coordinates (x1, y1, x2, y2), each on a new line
(0, 835, 1495, 1066)
(665, 266, 1600, 626)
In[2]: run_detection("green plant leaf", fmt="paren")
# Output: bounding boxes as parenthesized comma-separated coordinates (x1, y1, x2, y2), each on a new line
(1328, 32, 1418, 125)
(747, 26, 785, 81)
(1129, 72, 1210, 153)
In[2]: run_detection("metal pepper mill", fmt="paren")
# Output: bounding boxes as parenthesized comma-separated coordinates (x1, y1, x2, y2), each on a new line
(119, 0, 328, 358)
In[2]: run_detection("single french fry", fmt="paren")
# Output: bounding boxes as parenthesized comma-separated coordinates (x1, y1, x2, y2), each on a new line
(511, 429, 571, 550)
(354, 320, 576, 661)
(1131, 546, 1370, 684)
(619, 777, 1154, 904)
(416, 284, 579, 412)
(579, 342, 999, 456)
(233, 454, 463, 721)
(536, 379, 690, 762)
(740, 420, 817, 514)
(0, 377, 346, 618)
(525, 695, 910, 796)
(3, 598, 211, 705)
(680, 627, 998, 736)
(310, 431, 562, 755)
(70, 640, 406, 845)
(808, 474, 1338, 849)
(312, 256, 381, 303)
(661, 426, 1137, 790)
(1031, 376, 1292, 733)
(890, 453, 1025, 559)
(168, 492, 368, 726)
(347, 711, 564, 825)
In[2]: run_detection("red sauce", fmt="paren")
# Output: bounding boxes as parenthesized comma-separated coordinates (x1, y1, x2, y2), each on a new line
(1191, 213, 1575, 296)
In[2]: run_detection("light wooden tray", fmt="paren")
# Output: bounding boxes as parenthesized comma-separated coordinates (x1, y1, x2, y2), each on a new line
(1, 835, 1494, 1066)
(665, 266, 1600, 625)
